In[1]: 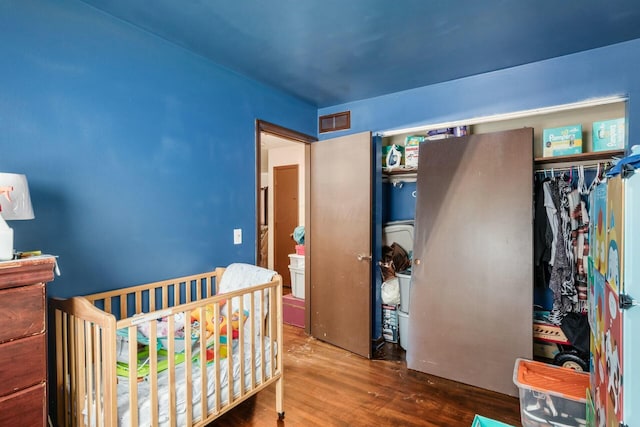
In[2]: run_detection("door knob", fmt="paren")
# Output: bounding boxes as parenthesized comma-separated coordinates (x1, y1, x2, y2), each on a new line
(357, 254, 372, 261)
(414, 259, 421, 265)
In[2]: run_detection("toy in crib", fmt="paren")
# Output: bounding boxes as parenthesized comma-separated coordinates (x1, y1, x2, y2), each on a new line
(136, 312, 189, 340)
(190, 303, 248, 340)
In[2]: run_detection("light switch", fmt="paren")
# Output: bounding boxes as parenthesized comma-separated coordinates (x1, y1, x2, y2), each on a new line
(233, 228, 242, 245)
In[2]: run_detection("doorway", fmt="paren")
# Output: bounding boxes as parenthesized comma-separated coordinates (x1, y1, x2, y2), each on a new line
(255, 121, 315, 306)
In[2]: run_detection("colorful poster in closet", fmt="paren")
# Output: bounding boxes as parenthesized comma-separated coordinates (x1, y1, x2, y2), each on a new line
(606, 176, 624, 294)
(592, 275, 623, 426)
(592, 183, 608, 275)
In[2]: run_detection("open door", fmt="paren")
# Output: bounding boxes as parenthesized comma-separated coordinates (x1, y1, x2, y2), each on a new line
(310, 132, 373, 358)
(273, 164, 299, 285)
(407, 128, 533, 396)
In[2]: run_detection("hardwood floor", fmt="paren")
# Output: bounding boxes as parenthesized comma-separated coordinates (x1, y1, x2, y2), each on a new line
(211, 324, 522, 426)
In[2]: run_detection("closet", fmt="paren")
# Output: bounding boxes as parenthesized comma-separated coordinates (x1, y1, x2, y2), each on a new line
(379, 97, 627, 396)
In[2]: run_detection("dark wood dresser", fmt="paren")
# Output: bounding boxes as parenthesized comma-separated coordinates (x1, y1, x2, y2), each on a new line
(0, 256, 56, 427)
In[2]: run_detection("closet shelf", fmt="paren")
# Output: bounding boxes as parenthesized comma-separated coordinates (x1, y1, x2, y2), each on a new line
(534, 149, 625, 165)
(382, 168, 417, 184)
(383, 167, 418, 175)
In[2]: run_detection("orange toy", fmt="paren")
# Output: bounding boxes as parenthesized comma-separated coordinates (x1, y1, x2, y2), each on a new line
(190, 304, 248, 339)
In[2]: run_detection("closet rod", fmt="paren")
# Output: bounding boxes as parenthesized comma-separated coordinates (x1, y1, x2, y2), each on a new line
(534, 161, 612, 173)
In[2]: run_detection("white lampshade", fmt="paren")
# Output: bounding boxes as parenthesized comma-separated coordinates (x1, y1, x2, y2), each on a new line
(0, 173, 34, 220)
(0, 173, 34, 261)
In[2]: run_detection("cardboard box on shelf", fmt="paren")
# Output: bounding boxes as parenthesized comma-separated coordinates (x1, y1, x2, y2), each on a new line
(592, 118, 625, 151)
(404, 135, 425, 168)
(542, 125, 582, 157)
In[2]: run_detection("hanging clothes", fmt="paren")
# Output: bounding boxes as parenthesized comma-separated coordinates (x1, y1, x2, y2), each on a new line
(547, 177, 578, 324)
(568, 188, 590, 313)
(534, 169, 593, 325)
(534, 177, 553, 290)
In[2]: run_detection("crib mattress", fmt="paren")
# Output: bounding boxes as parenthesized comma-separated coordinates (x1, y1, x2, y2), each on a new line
(86, 338, 274, 427)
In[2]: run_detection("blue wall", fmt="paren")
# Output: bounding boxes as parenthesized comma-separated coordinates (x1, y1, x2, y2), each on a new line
(0, 1, 316, 297)
(318, 39, 639, 141)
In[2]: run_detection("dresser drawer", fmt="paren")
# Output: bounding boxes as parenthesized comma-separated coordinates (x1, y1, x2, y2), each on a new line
(0, 382, 46, 427)
(0, 283, 45, 343)
(0, 334, 46, 397)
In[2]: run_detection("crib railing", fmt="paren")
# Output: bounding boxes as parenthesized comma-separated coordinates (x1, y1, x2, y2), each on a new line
(49, 269, 284, 427)
(83, 268, 224, 321)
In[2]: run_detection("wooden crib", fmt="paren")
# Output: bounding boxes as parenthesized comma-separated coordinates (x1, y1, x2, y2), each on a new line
(49, 264, 284, 426)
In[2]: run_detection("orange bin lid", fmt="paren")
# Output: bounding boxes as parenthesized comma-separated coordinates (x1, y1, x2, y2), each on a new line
(513, 358, 589, 402)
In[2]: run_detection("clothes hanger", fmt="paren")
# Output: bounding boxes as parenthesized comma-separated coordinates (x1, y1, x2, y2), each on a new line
(578, 165, 587, 195)
(588, 163, 601, 192)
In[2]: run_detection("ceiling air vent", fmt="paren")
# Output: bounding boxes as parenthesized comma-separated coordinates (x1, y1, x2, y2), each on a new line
(319, 111, 351, 133)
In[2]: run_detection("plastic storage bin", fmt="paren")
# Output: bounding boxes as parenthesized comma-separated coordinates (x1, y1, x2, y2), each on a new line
(471, 415, 514, 427)
(288, 265, 305, 299)
(288, 254, 305, 299)
(288, 254, 305, 268)
(513, 358, 588, 427)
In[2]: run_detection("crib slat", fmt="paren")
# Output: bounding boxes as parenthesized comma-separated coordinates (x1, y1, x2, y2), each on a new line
(93, 325, 104, 427)
(103, 321, 118, 427)
(69, 317, 79, 427)
(77, 317, 88, 427)
(238, 296, 246, 398)
(249, 290, 256, 391)
(269, 287, 276, 379)
(226, 299, 234, 406)
(162, 285, 169, 310)
(186, 279, 192, 302)
(149, 319, 159, 427)
(167, 314, 177, 426)
(259, 290, 266, 384)
(128, 326, 138, 427)
(85, 323, 94, 427)
(184, 311, 194, 426)
(196, 305, 208, 420)
(214, 302, 222, 413)
(121, 294, 128, 320)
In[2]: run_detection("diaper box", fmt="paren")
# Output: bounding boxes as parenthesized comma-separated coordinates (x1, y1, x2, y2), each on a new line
(542, 125, 582, 157)
(592, 118, 625, 151)
(404, 135, 425, 169)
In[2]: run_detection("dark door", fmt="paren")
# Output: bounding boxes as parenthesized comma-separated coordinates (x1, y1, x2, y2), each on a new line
(274, 165, 298, 286)
(310, 132, 373, 358)
(407, 128, 533, 396)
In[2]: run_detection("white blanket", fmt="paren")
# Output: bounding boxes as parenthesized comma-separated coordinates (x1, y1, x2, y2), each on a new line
(219, 263, 275, 331)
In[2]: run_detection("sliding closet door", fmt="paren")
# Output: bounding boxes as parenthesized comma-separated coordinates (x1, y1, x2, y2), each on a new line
(407, 128, 533, 396)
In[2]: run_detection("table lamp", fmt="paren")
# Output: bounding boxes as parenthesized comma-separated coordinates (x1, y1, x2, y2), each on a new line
(0, 173, 34, 261)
